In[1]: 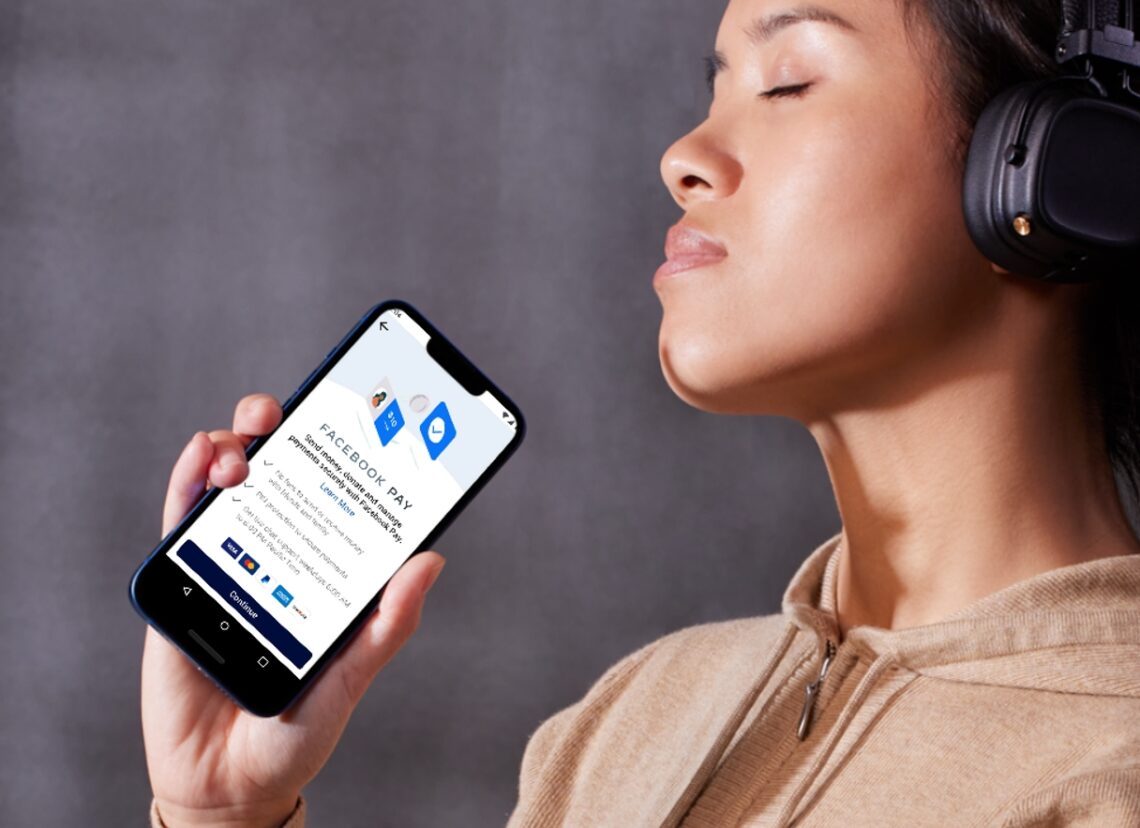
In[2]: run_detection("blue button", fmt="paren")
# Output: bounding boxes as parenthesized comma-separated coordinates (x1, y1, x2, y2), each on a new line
(374, 399, 405, 446)
(222, 537, 243, 558)
(176, 541, 312, 668)
(272, 585, 294, 607)
(419, 402, 457, 460)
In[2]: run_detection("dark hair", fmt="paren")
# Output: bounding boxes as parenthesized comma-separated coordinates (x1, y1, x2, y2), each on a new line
(898, 0, 1140, 517)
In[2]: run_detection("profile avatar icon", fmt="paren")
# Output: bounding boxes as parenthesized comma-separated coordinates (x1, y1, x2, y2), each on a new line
(369, 377, 405, 446)
(368, 378, 395, 414)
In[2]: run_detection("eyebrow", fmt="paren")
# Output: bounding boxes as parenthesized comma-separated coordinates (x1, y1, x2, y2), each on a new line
(705, 4, 858, 91)
(746, 4, 857, 46)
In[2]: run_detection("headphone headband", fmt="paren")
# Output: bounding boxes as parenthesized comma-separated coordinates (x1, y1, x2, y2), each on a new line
(1059, 0, 1140, 74)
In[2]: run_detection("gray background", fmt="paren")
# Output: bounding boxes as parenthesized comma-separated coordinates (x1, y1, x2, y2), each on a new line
(0, 2, 841, 825)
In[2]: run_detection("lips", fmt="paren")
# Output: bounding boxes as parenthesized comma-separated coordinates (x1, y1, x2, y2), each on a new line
(655, 222, 728, 283)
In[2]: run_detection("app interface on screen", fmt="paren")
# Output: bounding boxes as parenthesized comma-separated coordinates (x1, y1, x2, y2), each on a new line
(167, 309, 518, 677)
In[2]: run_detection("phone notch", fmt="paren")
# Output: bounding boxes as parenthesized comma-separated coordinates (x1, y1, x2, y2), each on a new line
(427, 336, 487, 396)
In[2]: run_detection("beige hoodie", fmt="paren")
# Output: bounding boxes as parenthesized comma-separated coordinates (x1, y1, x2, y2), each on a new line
(151, 532, 1140, 827)
(505, 532, 1140, 826)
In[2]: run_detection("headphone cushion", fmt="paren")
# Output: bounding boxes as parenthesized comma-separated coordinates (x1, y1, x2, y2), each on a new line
(962, 78, 1140, 281)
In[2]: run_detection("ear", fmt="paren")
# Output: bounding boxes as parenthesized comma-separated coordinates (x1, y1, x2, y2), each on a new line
(990, 261, 1011, 275)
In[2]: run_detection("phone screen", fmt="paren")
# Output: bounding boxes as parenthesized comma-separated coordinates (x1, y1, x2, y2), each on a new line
(157, 306, 519, 679)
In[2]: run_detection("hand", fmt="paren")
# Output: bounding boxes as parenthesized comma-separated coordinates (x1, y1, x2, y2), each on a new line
(141, 393, 446, 828)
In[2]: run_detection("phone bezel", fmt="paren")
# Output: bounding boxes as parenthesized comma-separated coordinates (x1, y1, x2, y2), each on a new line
(129, 299, 526, 717)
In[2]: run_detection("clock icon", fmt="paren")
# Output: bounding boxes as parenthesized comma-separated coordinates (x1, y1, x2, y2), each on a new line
(419, 402, 456, 460)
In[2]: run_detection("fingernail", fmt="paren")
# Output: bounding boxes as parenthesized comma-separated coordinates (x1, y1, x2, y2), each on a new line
(219, 447, 243, 469)
(422, 561, 445, 596)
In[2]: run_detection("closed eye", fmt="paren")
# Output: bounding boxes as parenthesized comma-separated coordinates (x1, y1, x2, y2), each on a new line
(759, 82, 813, 100)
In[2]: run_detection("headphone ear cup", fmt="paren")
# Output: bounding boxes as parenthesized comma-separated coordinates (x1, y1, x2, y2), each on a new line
(962, 80, 1053, 278)
(963, 77, 1140, 283)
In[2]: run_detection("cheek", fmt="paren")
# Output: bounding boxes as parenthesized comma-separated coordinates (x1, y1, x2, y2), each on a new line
(762, 98, 948, 280)
(757, 92, 975, 326)
(658, 93, 987, 412)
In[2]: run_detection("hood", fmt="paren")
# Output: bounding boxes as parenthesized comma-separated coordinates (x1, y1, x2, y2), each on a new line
(781, 532, 1140, 698)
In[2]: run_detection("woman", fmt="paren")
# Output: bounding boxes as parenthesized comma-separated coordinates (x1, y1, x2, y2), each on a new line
(141, 0, 1140, 825)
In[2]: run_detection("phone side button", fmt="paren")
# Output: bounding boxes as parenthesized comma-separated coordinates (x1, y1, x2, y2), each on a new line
(187, 629, 226, 665)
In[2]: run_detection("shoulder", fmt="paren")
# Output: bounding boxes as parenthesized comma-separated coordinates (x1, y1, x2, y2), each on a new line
(508, 613, 794, 825)
(562, 612, 792, 718)
(620, 613, 793, 680)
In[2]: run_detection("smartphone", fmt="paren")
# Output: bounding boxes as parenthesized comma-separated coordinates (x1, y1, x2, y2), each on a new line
(130, 300, 525, 716)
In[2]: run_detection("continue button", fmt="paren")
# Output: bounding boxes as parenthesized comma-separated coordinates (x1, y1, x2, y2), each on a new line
(176, 540, 313, 668)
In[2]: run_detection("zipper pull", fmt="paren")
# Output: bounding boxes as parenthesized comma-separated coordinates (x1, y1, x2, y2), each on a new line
(796, 638, 835, 741)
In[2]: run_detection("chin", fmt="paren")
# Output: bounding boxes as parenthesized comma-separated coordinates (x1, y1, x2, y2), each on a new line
(657, 315, 817, 417)
(658, 336, 757, 415)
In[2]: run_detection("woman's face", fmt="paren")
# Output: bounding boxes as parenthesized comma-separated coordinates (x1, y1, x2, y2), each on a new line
(656, 0, 1007, 419)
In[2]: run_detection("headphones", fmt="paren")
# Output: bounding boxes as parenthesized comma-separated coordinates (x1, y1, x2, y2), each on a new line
(962, 0, 1140, 282)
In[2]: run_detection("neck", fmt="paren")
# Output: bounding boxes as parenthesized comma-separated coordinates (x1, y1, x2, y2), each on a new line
(805, 296, 1139, 639)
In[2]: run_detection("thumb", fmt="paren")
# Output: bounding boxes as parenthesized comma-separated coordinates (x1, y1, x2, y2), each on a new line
(292, 551, 445, 723)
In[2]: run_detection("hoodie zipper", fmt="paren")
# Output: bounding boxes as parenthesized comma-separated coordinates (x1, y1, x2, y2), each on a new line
(796, 638, 836, 741)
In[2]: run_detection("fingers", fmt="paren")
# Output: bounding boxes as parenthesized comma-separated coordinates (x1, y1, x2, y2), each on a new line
(233, 393, 283, 443)
(366, 550, 446, 674)
(162, 432, 215, 536)
(207, 393, 282, 489)
(204, 428, 250, 490)
(160, 395, 282, 536)
(293, 551, 446, 721)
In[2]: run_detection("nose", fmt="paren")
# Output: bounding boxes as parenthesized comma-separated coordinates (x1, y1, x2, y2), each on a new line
(660, 119, 743, 209)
